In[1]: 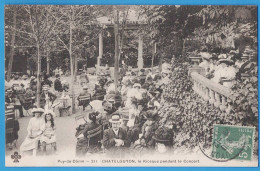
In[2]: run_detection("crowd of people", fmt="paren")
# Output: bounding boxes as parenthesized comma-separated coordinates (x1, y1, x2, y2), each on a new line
(5, 60, 175, 158)
(197, 46, 257, 88)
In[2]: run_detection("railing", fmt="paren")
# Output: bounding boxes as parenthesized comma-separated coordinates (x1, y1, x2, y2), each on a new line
(190, 72, 233, 113)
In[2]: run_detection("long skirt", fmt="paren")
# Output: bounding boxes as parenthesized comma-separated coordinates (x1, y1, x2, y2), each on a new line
(20, 135, 40, 152)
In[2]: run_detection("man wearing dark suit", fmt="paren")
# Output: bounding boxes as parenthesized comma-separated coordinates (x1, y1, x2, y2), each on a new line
(39, 85, 57, 109)
(103, 113, 130, 157)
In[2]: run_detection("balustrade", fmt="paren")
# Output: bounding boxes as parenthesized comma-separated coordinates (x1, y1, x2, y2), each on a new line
(190, 72, 232, 113)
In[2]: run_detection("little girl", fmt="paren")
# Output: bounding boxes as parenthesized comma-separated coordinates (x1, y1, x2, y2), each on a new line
(41, 110, 57, 155)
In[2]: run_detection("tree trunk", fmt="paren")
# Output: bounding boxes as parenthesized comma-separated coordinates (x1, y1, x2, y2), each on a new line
(113, 6, 119, 91)
(137, 34, 143, 70)
(69, 19, 76, 114)
(151, 42, 156, 74)
(46, 50, 50, 75)
(36, 42, 41, 108)
(7, 9, 17, 82)
(182, 38, 186, 57)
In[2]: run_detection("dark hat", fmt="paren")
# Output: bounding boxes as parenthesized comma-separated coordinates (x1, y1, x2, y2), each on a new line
(131, 71, 136, 76)
(89, 112, 97, 122)
(152, 126, 173, 142)
(140, 69, 145, 72)
(106, 80, 113, 85)
(145, 111, 157, 121)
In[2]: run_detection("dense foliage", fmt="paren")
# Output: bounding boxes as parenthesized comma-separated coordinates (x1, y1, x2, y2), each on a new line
(159, 57, 258, 155)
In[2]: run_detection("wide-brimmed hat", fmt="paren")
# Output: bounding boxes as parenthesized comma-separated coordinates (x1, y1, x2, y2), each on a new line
(42, 85, 49, 91)
(140, 69, 145, 73)
(100, 72, 108, 76)
(31, 76, 36, 80)
(152, 126, 173, 142)
(218, 58, 234, 64)
(6, 89, 13, 93)
(32, 108, 45, 114)
(106, 80, 113, 86)
(109, 113, 122, 123)
(200, 52, 212, 60)
(44, 109, 55, 116)
(133, 83, 141, 88)
(229, 50, 238, 55)
(218, 54, 234, 64)
(22, 75, 28, 80)
(83, 85, 88, 90)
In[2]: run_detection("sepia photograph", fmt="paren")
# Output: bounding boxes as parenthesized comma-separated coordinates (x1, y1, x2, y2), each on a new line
(4, 5, 258, 167)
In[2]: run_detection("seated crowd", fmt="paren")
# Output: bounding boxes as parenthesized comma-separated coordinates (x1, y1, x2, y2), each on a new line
(5, 61, 174, 157)
(75, 63, 173, 157)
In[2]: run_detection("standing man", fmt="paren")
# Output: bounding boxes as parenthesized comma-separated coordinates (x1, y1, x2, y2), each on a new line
(103, 113, 130, 157)
(40, 85, 57, 110)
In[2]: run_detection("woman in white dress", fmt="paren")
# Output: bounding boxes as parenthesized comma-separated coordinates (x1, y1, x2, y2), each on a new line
(41, 110, 57, 155)
(20, 108, 45, 156)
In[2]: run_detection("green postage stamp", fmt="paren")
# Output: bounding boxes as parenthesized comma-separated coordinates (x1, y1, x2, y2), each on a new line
(212, 124, 255, 161)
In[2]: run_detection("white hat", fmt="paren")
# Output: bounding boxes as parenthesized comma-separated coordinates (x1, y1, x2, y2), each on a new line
(109, 114, 122, 123)
(31, 108, 45, 114)
(44, 110, 55, 116)
(42, 85, 49, 91)
(200, 52, 212, 60)
(162, 70, 171, 74)
(133, 83, 141, 88)
(83, 85, 88, 90)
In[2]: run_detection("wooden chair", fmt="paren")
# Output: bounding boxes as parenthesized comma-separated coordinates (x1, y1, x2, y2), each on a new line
(78, 95, 91, 109)
(75, 113, 86, 124)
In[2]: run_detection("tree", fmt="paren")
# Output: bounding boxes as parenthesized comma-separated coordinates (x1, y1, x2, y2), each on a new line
(22, 5, 64, 107)
(5, 6, 17, 82)
(51, 5, 98, 113)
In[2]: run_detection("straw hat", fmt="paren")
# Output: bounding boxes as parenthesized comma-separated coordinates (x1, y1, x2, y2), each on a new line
(44, 109, 55, 116)
(31, 108, 45, 114)
(6, 89, 13, 93)
(200, 52, 212, 60)
(83, 85, 88, 90)
(22, 75, 28, 80)
(133, 83, 141, 88)
(42, 85, 49, 91)
(218, 54, 234, 64)
(109, 113, 122, 123)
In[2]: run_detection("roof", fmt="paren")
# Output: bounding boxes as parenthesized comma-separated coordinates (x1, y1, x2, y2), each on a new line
(96, 9, 146, 25)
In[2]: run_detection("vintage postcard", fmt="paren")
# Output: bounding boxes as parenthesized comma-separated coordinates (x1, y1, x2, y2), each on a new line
(4, 5, 258, 167)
